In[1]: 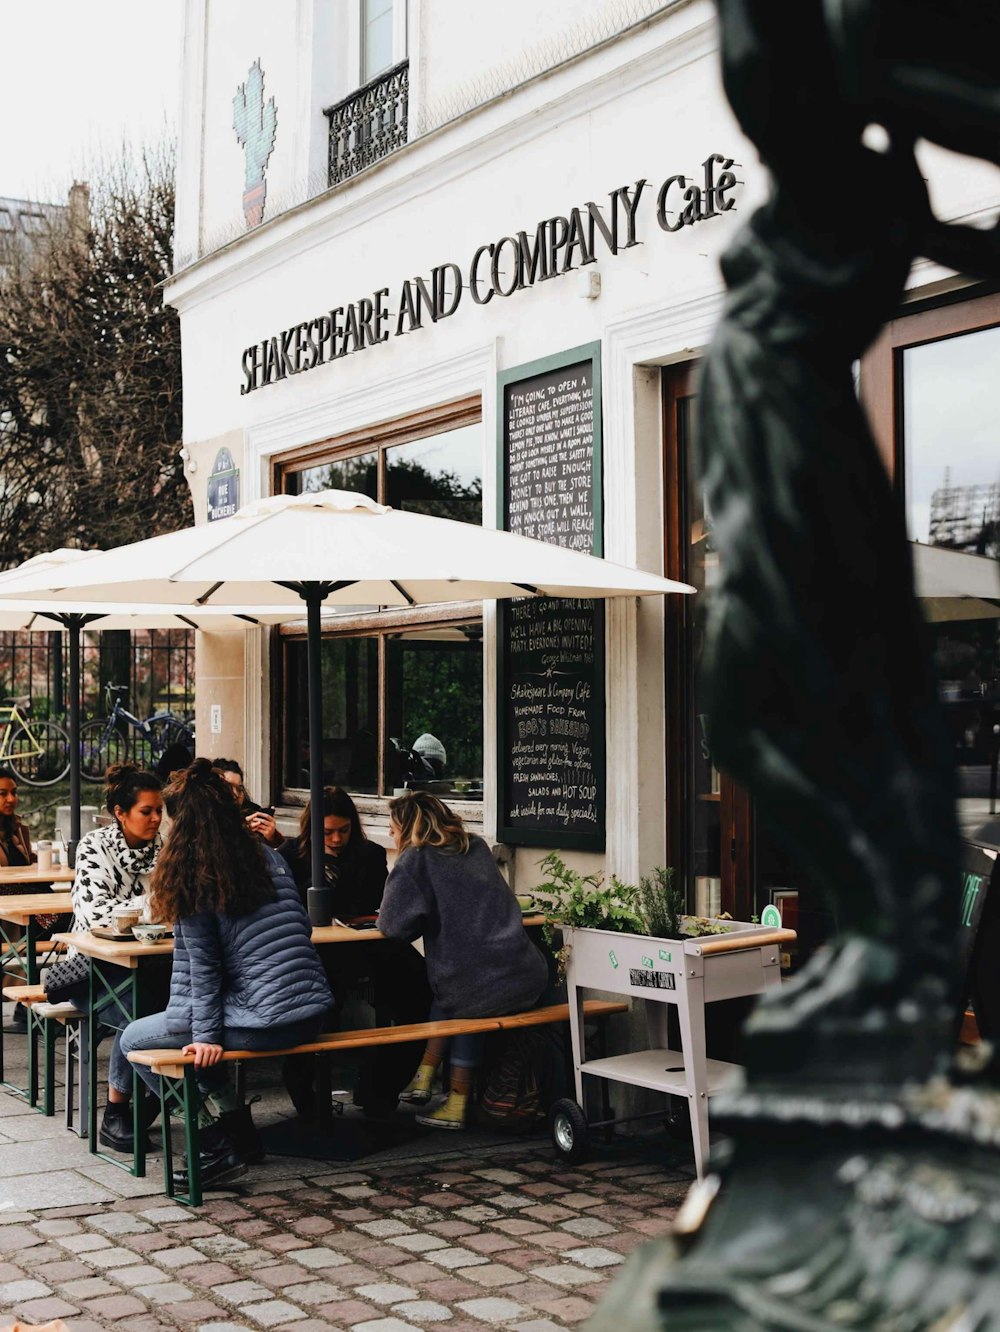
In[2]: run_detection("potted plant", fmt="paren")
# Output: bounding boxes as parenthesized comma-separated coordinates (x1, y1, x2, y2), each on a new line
(533, 853, 790, 1174)
(533, 854, 735, 977)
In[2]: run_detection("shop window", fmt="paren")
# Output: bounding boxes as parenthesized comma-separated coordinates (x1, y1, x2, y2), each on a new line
(275, 400, 484, 804)
(282, 621, 483, 799)
(862, 292, 1000, 839)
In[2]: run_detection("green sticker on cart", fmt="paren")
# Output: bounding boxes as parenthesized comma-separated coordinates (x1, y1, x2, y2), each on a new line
(609, 949, 619, 969)
(659, 949, 672, 962)
(761, 905, 782, 929)
(641, 955, 654, 969)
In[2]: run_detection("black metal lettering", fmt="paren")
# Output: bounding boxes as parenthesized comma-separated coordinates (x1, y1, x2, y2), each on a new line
(469, 244, 495, 304)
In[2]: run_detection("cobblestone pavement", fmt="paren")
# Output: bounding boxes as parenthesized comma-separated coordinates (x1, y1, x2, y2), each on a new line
(0, 1135, 692, 1331)
(0, 1014, 694, 1330)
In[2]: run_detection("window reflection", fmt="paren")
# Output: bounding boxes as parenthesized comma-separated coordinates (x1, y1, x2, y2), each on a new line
(386, 625, 484, 800)
(287, 453, 377, 500)
(902, 325, 1000, 833)
(284, 636, 378, 794)
(385, 424, 482, 525)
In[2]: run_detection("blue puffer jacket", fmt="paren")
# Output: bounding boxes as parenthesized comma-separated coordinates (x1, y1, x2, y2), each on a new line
(163, 847, 333, 1044)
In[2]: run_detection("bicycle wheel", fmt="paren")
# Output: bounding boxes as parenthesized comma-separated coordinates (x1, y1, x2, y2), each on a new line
(7, 720, 70, 787)
(146, 717, 195, 767)
(80, 719, 129, 782)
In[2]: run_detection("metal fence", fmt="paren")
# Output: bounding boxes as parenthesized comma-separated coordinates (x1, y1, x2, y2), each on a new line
(0, 628, 195, 722)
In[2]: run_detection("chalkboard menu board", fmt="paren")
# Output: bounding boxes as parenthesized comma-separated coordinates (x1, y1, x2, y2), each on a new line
(497, 343, 605, 850)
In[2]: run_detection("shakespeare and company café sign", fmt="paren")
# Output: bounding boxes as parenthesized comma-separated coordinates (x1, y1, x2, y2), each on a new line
(239, 153, 741, 394)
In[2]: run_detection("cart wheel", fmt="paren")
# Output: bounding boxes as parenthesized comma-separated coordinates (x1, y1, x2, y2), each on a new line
(549, 1098, 590, 1164)
(663, 1097, 690, 1142)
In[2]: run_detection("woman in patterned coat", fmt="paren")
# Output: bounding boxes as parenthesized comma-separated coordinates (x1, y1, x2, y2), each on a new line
(71, 764, 163, 937)
(70, 764, 167, 1156)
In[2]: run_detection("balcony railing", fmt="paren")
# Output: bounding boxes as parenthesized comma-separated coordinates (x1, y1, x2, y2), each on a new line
(325, 61, 409, 188)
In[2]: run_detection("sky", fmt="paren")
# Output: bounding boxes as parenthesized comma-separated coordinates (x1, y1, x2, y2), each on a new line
(0, 0, 183, 204)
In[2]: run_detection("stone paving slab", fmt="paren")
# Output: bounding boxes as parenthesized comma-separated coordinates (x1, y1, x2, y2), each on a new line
(0, 1137, 692, 1330)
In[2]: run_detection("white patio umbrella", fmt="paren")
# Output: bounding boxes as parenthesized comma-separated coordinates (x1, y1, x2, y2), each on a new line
(911, 542, 1000, 623)
(0, 550, 302, 854)
(0, 491, 695, 889)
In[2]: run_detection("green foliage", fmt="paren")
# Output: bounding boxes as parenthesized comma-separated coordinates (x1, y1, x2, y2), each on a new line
(636, 865, 683, 939)
(535, 853, 733, 942)
(534, 852, 644, 947)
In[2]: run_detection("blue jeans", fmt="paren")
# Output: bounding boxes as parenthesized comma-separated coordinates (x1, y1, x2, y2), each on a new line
(429, 1000, 484, 1069)
(111, 1010, 327, 1099)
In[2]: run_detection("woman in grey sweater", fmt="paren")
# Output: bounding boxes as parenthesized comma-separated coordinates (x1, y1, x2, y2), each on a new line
(378, 792, 547, 1129)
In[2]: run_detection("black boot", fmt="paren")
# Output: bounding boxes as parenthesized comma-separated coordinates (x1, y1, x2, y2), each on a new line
(216, 1103, 265, 1165)
(174, 1121, 247, 1192)
(98, 1100, 154, 1153)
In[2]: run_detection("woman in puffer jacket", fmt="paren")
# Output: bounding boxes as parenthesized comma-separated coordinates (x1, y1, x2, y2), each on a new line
(113, 759, 333, 1188)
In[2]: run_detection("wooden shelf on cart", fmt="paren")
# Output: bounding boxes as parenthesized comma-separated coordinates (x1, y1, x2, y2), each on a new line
(578, 1048, 742, 1097)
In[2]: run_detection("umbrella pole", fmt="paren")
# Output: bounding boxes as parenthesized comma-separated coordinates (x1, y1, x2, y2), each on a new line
(65, 615, 83, 865)
(303, 584, 326, 893)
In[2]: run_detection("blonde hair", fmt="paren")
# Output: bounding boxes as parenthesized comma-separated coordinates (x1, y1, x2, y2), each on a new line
(388, 791, 470, 855)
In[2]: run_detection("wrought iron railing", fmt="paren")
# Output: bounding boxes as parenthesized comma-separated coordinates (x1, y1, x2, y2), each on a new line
(0, 628, 195, 722)
(325, 61, 409, 187)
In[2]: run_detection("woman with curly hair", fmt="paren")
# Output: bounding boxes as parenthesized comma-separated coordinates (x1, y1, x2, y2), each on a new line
(113, 759, 333, 1188)
(379, 792, 547, 1130)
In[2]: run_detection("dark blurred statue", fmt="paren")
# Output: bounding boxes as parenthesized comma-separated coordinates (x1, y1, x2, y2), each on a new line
(590, 3, 1000, 1328)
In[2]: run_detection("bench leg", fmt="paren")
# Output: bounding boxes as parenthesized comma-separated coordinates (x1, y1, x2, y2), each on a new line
(234, 1061, 246, 1105)
(159, 1068, 202, 1208)
(65, 1018, 88, 1136)
(43, 1017, 56, 1117)
(26, 1006, 39, 1108)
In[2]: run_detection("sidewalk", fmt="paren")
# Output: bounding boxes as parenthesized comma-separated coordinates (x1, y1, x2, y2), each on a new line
(0, 1051, 694, 1331)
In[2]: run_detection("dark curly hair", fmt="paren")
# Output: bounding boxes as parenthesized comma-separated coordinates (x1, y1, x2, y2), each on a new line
(149, 758, 275, 922)
(104, 763, 162, 817)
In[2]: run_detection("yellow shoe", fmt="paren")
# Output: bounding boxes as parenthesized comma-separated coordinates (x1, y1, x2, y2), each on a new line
(400, 1064, 435, 1105)
(416, 1091, 468, 1130)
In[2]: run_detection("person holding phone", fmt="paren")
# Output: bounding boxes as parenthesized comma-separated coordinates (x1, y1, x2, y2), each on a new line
(211, 758, 283, 846)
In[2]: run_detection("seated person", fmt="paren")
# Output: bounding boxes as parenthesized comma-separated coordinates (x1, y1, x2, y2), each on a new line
(115, 760, 333, 1188)
(212, 758, 283, 847)
(278, 786, 431, 1116)
(0, 766, 34, 871)
(154, 742, 195, 783)
(379, 792, 548, 1130)
(71, 764, 170, 1152)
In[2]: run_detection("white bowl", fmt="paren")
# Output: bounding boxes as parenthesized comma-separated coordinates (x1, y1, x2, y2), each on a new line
(131, 923, 171, 944)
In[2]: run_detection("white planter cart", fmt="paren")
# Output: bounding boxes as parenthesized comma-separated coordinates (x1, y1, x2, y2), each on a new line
(553, 920, 795, 1178)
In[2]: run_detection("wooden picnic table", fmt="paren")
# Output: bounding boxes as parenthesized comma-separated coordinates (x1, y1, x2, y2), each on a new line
(0, 865, 75, 886)
(0, 892, 75, 1095)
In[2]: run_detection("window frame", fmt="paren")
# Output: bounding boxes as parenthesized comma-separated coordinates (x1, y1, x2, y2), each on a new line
(860, 286, 1000, 482)
(271, 396, 484, 811)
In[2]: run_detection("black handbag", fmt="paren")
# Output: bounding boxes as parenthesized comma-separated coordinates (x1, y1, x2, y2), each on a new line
(43, 953, 90, 1004)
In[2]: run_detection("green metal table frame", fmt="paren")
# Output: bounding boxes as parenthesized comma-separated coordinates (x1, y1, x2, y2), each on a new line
(86, 956, 147, 1178)
(0, 912, 44, 1097)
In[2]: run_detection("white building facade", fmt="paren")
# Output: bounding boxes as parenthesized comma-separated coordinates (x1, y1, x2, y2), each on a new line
(168, 0, 1000, 925)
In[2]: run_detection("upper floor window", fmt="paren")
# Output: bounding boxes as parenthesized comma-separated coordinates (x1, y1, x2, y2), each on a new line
(363, 0, 395, 83)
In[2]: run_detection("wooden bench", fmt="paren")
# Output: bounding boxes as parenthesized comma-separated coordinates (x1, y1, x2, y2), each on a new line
(129, 999, 629, 1206)
(2, 982, 84, 1121)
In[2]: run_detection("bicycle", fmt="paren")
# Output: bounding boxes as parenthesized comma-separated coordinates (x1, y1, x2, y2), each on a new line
(0, 696, 70, 787)
(80, 684, 195, 783)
